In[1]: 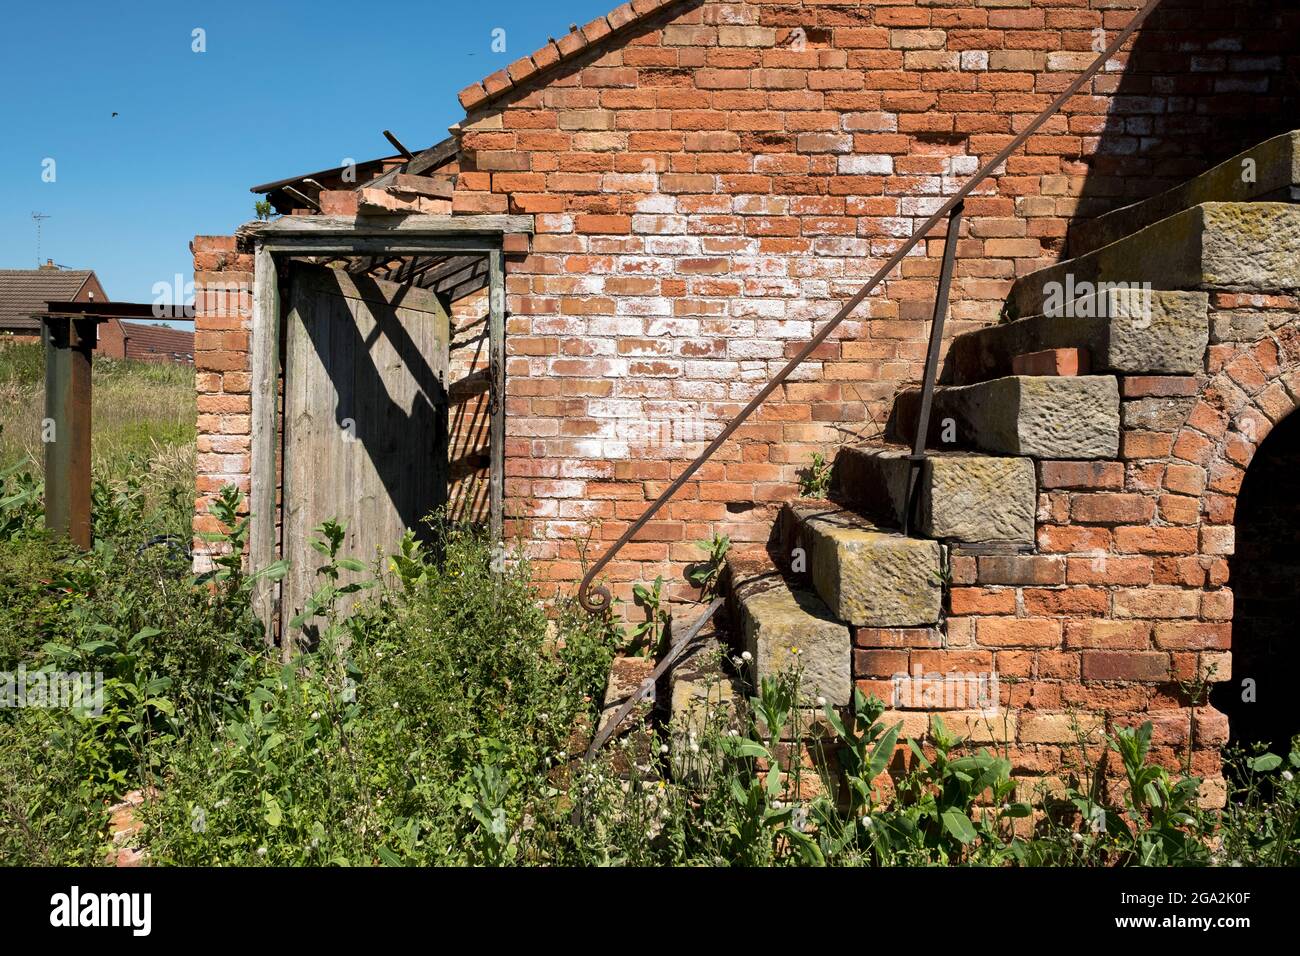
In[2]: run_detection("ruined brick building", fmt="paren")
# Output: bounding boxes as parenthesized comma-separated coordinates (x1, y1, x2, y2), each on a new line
(192, 0, 1300, 798)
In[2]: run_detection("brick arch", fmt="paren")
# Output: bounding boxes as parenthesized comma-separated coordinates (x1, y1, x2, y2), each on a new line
(1162, 328, 1300, 528)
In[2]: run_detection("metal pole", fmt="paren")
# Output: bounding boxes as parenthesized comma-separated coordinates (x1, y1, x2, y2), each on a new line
(904, 201, 963, 536)
(43, 316, 95, 549)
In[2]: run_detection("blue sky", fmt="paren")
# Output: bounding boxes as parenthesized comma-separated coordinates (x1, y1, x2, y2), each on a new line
(0, 0, 615, 307)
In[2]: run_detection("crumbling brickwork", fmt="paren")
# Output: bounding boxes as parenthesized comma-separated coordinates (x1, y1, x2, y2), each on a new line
(193, 0, 1300, 791)
(192, 235, 255, 569)
(450, 0, 1300, 607)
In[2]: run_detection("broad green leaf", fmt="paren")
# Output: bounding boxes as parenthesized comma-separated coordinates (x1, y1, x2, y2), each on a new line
(941, 808, 976, 844)
(262, 792, 283, 827)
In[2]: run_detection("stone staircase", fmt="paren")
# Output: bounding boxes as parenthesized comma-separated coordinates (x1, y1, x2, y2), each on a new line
(701, 129, 1300, 774)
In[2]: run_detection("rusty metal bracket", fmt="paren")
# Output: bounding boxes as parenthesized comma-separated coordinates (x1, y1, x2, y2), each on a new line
(584, 596, 725, 762)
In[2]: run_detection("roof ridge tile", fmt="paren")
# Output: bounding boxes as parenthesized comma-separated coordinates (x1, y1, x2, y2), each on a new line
(456, 0, 683, 112)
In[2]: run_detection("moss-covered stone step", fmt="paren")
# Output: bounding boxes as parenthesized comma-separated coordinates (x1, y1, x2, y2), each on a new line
(668, 635, 740, 737)
(832, 443, 1036, 546)
(946, 290, 1208, 384)
(726, 549, 852, 706)
(1069, 131, 1300, 257)
(890, 375, 1120, 460)
(1006, 202, 1300, 320)
(778, 503, 944, 630)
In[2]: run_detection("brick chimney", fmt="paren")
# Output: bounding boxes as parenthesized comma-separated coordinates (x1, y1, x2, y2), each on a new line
(38, 259, 57, 270)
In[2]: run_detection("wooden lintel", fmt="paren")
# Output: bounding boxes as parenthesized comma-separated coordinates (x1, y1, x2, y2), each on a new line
(245, 213, 534, 238)
(262, 236, 503, 256)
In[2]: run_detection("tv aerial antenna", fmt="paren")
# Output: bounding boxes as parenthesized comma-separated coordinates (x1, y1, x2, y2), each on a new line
(32, 212, 51, 266)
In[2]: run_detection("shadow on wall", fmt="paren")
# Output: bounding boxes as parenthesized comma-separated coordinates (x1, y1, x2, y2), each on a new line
(1069, 0, 1300, 249)
(1212, 409, 1300, 753)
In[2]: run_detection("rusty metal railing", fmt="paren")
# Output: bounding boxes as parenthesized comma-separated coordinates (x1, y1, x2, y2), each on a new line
(578, 0, 1162, 615)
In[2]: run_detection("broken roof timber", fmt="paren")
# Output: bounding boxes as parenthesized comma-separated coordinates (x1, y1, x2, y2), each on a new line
(365, 137, 460, 191)
(252, 136, 460, 197)
(249, 156, 405, 195)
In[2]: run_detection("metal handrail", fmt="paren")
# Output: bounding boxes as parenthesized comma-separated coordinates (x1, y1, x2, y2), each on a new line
(578, 0, 1163, 615)
(903, 199, 963, 537)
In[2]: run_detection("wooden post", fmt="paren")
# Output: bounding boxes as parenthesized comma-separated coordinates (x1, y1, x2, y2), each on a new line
(249, 244, 282, 644)
(488, 246, 505, 542)
(42, 317, 95, 549)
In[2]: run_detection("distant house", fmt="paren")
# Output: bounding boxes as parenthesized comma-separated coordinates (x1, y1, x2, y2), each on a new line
(98, 319, 194, 365)
(0, 261, 107, 343)
(0, 261, 194, 363)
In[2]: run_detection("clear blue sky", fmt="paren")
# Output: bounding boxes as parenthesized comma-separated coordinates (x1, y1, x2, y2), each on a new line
(0, 0, 615, 306)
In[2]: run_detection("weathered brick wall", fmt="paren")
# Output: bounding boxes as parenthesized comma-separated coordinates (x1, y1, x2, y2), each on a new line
(453, 0, 1299, 610)
(190, 0, 1300, 785)
(192, 236, 255, 571)
(849, 295, 1300, 798)
(1220, 383, 1300, 751)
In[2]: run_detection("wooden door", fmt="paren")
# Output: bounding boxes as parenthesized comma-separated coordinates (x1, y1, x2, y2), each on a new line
(281, 264, 449, 639)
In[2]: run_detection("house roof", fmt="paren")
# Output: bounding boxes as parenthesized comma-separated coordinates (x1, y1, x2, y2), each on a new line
(0, 268, 96, 333)
(457, 0, 688, 111)
(114, 320, 195, 363)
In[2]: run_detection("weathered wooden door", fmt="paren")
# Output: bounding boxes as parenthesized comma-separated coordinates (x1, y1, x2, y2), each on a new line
(281, 263, 449, 637)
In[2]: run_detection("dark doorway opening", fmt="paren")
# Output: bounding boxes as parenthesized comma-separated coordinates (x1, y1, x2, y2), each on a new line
(1212, 410, 1300, 752)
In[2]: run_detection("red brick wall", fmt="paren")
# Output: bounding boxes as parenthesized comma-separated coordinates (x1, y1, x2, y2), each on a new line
(191, 236, 254, 570)
(452, 0, 1300, 610)
(848, 296, 1300, 799)
(190, 0, 1300, 787)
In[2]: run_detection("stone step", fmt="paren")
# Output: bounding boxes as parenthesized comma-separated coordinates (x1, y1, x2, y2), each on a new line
(1069, 130, 1300, 257)
(1006, 202, 1300, 320)
(666, 621, 742, 780)
(725, 549, 851, 705)
(890, 375, 1120, 460)
(946, 290, 1208, 384)
(832, 443, 1036, 546)
(777, 502, 944, 630)
(594, 656, 656, 774)
(668, 633, 740, 732)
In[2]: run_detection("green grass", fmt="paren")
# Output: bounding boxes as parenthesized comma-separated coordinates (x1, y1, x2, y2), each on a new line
(0, 341, 195, 478)
(2, 470, 1299, 866)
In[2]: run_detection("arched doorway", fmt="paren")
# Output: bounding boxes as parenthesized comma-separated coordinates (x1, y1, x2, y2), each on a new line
(1213, 409, 1300, 752)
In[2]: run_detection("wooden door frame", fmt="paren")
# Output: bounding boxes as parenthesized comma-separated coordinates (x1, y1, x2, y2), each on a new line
(246, 214, 531, 637)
